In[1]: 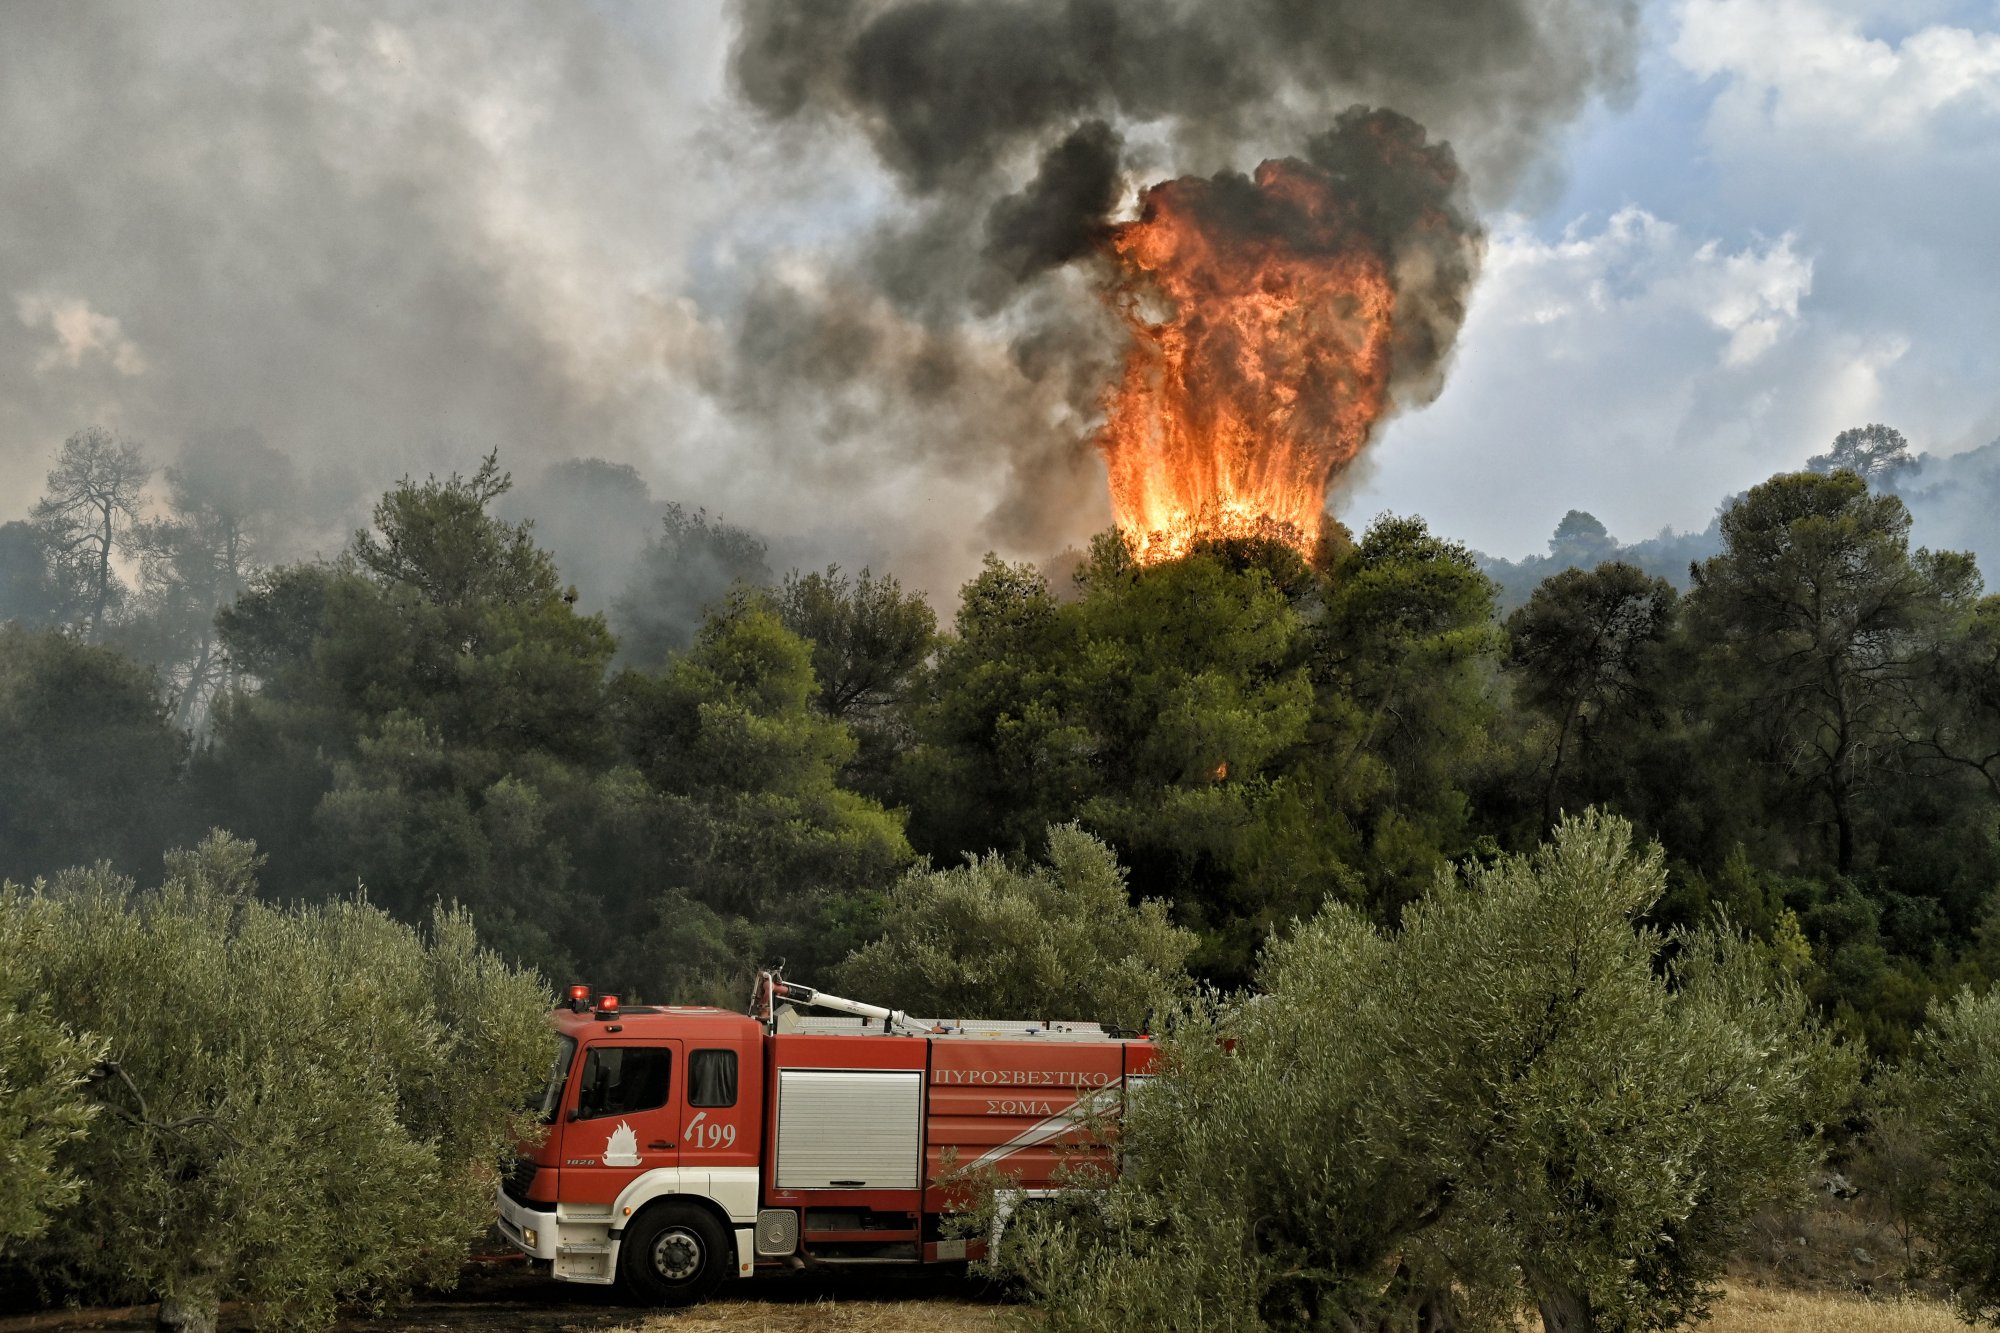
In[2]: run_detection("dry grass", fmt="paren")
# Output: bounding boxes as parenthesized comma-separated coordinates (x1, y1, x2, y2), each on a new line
(612, 1281, 1971, 1333)
(603, 1283, 1967, 1333)
(1704, 1282, 1960, 1332)
(0, 1272, 1964, 1333)
(607, 1296, 1012, 1333)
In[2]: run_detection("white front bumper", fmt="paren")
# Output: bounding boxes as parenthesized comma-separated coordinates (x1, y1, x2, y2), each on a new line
(495, 1187, 617, 1283)
(496, 1169, 763, 1284)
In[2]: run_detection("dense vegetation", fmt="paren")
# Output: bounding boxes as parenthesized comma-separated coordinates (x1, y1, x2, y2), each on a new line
(10, 422, 2000, 1327)
(1007, 813, 1853, 1332)
(0, 834, 547, 1332)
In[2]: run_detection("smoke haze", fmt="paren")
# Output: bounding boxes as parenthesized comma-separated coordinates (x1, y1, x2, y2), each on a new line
(0, 4, 734, 572)
(2, 2, 1641, 598)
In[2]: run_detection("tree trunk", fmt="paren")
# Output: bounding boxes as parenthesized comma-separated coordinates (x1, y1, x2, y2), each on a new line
(1543, 693, 1583, 830)
(1828, 767, 1856, 875)
(1416, 1285, 1462, 1332)
(1532, 1281, 1594, 1333)
(91, 503, 113, 640)
(156, 1281, 218, 1333)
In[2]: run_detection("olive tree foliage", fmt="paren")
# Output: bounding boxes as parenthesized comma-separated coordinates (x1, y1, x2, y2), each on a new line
(837, 823, 1194, 1031)
(1899, 986, 2000, 1324)
(0, 895, 104, 1252)
(1008, 812, 1853, 1333)
(4, 833, 551, 1332)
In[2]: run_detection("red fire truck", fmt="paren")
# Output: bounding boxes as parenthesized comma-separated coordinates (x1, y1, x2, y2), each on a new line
(494, 974, 1156, 1304)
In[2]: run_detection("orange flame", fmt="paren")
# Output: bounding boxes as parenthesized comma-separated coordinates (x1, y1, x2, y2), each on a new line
(1097, 158, 1397, 564)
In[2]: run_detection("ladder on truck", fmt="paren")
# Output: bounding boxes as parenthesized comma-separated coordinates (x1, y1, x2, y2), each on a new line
(749, 971, 1119, 1041)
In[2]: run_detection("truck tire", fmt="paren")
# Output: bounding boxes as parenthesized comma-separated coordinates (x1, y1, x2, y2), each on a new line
(618, 1202, 731, 1306)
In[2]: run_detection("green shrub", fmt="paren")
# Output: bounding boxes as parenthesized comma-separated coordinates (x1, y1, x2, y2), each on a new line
(3, 832, 550, 1331)
(1010, 811, 1855, 1332)
(838, 823, 1194, 1030)
(0, 892, 104, 1251)
(1902, 985, 2000, 1323)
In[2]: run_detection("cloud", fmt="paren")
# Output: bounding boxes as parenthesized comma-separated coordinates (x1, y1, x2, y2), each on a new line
(1675, 0, 2000, 143)
(1350, 0, 2000, 560)
(1476, 207, 1812, 370)
(15, 294, 148, 376)
(1347, 209, 1836, 554)
(1683, 235, 1814, 366)
(1664, 0, 2000, 462)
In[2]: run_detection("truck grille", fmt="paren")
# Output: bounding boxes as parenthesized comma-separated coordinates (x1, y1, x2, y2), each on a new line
(501, 1156, 541, 1206)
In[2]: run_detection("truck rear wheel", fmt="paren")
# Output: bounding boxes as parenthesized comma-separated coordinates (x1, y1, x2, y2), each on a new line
(619, 1202, 731, 1306)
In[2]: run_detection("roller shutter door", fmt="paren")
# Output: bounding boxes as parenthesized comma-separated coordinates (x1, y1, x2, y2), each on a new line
(775, 1070, 922, 1189)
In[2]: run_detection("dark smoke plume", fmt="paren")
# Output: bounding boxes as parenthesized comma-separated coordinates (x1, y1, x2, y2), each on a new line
(1304, 107, 1483, 409)
(723, 0, 1640, 560)
(0, 5, 1639, 604)
(985, 120, 1126, 285)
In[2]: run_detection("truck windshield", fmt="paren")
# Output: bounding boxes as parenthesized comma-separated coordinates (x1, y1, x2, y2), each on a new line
(533, 1035, 577, 1124)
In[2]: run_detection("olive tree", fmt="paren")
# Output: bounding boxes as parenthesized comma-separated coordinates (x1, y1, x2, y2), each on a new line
(0, 892, 104, 1250)
(838, 823, 1195, 1031)
(1901, 986, 2000, 1323)
(1390, 814, 1852, 1330)
(1011, 812, 1853, 1332)
(10, 832, 550, 1332)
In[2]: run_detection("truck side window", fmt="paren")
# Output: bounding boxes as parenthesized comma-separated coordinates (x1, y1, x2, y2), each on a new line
(688, 1050, 738, 1108)
(574, 1046, 672, 1120)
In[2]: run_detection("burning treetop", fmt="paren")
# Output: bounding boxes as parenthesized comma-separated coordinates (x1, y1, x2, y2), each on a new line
(1097, 109, 1481, 565)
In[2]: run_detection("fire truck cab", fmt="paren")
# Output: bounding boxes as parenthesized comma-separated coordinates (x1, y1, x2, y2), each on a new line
(495, 979, 1155, 1305)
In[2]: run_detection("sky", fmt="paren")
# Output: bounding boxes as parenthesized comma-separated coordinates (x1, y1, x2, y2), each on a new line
(1, 0, 1996, 594)
(1353, 0, 2000, 553)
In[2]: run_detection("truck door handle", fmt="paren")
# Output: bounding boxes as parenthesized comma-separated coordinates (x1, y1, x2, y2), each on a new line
(650, 1141, 674, 1150)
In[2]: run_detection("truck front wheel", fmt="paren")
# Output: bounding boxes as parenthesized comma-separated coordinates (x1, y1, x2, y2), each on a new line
(618, 1202, 730, 1306)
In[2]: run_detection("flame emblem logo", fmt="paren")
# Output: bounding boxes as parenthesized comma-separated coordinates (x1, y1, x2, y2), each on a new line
(601, 1119, 641, 1167)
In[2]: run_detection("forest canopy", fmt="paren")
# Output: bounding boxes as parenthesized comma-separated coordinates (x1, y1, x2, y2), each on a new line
(2, 428, 1999, 1046)
(12, 425, 2000, 1328)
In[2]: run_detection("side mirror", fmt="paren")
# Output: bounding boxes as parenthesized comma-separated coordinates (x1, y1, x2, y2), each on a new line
(566, 1108, 582, 1123)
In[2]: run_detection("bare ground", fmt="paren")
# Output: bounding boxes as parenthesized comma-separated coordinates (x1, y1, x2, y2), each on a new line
(1, 1269, 1967, 1333)
(0, 1208, 1968, 1333)
(0, 1261, 1017, 1333)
